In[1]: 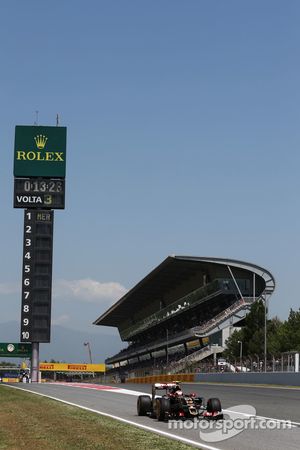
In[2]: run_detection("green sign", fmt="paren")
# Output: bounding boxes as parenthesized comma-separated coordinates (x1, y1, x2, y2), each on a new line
(0, 343, 32, 358)
(14, 126, 67, 177)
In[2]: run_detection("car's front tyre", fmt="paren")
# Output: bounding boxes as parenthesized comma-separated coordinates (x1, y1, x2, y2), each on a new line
(206, 397, 222, 413)
(156, 397, 170, 421)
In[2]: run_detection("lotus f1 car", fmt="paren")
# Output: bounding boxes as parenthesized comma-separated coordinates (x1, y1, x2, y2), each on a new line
(137, 382, 223, 421)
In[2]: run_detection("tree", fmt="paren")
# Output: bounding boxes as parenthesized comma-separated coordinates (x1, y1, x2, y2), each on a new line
(242, 300, 265, 355)
(266, 317, 283, 355)
(223, 329, 243, 360)
(276, 309, 300, 352)
(223, 301, 284, 359)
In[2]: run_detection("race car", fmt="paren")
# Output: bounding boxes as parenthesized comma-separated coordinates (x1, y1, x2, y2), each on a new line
(137, 382, 223, 421)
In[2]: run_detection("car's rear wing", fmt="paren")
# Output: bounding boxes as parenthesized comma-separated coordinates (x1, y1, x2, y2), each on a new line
(153, 382, 178, 390)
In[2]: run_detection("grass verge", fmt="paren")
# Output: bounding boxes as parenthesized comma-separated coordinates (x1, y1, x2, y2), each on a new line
(0, 385, 196, 450)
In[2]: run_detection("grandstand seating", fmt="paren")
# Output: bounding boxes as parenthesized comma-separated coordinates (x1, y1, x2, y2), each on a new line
(94, 256, 275, 377)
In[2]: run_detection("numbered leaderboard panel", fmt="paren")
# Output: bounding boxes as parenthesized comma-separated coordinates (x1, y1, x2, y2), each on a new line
(20, 209, 54, 343)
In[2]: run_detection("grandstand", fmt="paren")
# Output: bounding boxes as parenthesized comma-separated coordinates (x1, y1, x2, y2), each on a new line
(93, 256, 275, 377)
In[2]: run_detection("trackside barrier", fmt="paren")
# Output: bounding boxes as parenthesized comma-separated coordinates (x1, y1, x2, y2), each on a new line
(125, 373, 300, 386)
(127, 374, 195, 384)
(194, 372, 300, 386)
(1, 378, 20, 383)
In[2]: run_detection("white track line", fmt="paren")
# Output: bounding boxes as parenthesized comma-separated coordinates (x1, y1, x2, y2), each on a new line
(55, 382, 149, 396)
(4, 384, 222, 450)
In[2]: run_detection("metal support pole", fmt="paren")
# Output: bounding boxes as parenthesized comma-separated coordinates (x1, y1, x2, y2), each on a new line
(264, 293, 267, 372)
(227, 265, 244, 301)
(31, 342, 39, 382)
(213, 347, 217, 367)
(238, 340, 243, 372)
(84, 342, 93, 364)
(166, 329, 169, 366)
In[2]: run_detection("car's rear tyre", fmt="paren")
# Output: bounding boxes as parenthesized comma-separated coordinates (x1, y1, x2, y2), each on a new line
(206, 397, 222, 413)
(156, 397, 170, 421)
(137, 395, 152, 416)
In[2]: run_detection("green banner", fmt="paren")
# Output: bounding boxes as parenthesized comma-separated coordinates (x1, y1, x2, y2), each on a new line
(14, 125, 67, 177)
(0, 343, 32, 358)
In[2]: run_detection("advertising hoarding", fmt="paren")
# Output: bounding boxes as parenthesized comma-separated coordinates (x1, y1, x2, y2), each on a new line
(14, 126, 66, 177)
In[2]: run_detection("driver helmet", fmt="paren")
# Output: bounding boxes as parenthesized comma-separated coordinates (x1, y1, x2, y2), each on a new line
(174, 385, 183, 396)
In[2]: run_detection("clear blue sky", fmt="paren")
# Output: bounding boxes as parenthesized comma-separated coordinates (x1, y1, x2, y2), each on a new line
(0, 1, 299, 349)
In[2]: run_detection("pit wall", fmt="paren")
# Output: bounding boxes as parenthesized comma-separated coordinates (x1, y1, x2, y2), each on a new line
(126, 372, 300, 386)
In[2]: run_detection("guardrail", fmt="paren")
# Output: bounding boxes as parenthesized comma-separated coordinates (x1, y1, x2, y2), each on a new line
(123, 372, 300, 386)
(194, 372, 300, 386)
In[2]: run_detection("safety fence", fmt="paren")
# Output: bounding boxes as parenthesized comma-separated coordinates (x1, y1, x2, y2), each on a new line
(126, 373, 195, 383)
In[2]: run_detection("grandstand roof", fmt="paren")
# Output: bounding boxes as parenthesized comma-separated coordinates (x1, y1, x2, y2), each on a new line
(93, 256, 275, 327)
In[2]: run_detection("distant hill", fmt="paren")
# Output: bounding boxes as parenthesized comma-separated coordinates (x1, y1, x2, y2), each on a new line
(0, 321, 124, 363)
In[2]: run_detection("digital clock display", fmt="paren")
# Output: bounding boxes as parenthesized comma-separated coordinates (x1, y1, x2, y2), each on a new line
(14, 177, 65, 209)
(23, 179, 64, 193)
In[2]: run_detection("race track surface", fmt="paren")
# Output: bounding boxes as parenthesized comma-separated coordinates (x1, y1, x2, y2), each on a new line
(7, 382, 300, 450)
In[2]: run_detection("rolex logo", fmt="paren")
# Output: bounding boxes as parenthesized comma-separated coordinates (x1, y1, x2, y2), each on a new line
(34, 135, 48, 150)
